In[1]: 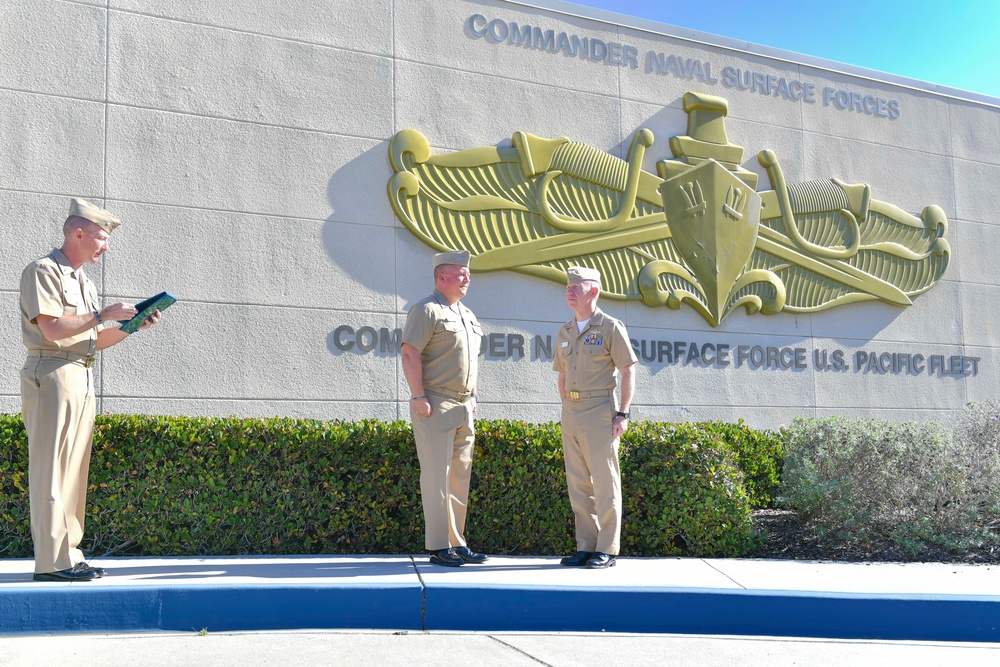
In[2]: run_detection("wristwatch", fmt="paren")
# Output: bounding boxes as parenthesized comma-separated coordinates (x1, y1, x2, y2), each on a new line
(616, 411, 630, 419)
(93, 310, 103, 326)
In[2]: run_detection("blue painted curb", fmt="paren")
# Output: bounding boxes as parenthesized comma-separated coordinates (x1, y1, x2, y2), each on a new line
(0, 584, 423, 634)
(4, 576, 1000, 640)
(424, 586, 1000, 642)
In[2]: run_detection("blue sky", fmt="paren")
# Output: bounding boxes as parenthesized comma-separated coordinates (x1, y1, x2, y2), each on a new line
(563, 0, 1000, 98)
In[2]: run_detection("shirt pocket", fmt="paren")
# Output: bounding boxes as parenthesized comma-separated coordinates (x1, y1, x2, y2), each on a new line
(62, 283, 84, 309)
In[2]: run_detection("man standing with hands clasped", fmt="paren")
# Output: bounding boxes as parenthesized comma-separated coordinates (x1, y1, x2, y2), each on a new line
(401, 250, 488, 567)
(20, 198, 162, 582)
(553, 266, 637, 569)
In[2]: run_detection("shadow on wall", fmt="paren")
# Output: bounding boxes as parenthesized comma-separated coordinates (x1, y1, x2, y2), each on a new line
(321, 139, 397, 291)
(610, 97, 686, 166)
(325, 139, 393, 227)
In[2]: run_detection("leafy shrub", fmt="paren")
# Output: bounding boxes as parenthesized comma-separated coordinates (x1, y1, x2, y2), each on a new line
(696, 420, 784, 508)
(0, 414, 766, 559)
(779, 413, 1000, 555)
(622, 422, 758, 557)
(953, 399, 1000, 521)
(86, 416, 424, 556)
(0, 417, 29, 557)
(467, 420, 575, 554)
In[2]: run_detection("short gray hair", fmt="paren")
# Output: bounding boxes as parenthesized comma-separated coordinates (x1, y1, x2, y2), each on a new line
(63, 215, 96, 236)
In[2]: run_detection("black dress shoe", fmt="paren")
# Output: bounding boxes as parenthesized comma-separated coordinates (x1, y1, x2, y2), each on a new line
(585, 552, 616, 569)
(559, 551, 595, 567)
(453, 546, 489, 564)
(80, 562, 107, 577)
(32, 563, 98, 582)
(428, 548, 464, 567)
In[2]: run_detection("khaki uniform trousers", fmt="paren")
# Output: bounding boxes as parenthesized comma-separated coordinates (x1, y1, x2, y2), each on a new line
(411, 394, 475, 551)
(20, 357, 95, 573)
(561, 396, 621, 555)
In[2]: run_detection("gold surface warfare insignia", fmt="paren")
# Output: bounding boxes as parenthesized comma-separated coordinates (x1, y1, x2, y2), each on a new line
(387, 92, 950, 327)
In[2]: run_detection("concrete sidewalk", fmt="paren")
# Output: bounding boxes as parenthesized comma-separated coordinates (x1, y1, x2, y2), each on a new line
(1, 555, 999, 641)
(3, 630, 1000, 667)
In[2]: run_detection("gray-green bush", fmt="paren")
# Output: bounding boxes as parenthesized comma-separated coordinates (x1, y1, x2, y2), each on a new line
(953, 399, 1000, 522)
(779, 406, 1000, 555)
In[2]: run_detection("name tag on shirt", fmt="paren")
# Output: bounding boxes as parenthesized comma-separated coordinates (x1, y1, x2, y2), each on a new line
(560, 341, 569, 348)
(584, 333, 603, 346)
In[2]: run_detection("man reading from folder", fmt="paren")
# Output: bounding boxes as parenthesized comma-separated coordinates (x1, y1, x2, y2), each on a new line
(20, 198, 162, 582)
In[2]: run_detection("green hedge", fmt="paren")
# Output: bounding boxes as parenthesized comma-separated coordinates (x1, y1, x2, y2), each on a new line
(692, 419, 784, 508)
(620, 422, 764, 556)
(0, 414, 783, 559)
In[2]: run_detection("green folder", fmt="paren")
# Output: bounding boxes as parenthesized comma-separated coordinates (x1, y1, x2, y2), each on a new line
(119, 292, 177, 334)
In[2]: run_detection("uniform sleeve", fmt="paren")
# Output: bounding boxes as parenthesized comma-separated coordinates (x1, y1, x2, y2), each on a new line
(609, 320, 637, 369)
(551, 326, 565, 373)
(20, 262, 64, 323)
(402, 303, 435, 352)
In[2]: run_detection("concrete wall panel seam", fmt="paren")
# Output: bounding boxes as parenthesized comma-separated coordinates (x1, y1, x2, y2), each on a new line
(105, 7, 390, 60)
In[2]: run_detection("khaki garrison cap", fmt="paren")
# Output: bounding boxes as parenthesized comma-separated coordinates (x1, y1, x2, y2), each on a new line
(567, 266, 601, 285)
(433, 249, 471, 268)
(68, 198, 122, 234)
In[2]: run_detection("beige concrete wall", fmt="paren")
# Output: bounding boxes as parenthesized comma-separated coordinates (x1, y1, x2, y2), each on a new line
(0, 0, 995, 429)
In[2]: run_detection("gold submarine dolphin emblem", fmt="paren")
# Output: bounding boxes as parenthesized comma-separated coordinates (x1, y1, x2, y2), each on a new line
(387, 92, 950, 327)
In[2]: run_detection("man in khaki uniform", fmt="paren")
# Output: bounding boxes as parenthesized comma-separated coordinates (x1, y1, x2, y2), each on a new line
(20, 198, 161, 582)
(553, 266, 637, 569)
(401, 250, 488, 567)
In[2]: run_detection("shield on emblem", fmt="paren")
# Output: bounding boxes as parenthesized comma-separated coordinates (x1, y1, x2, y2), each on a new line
(660, 159, 762, 325)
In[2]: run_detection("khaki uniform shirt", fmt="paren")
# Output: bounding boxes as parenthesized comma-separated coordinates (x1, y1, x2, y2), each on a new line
(402, 290, 483, 393)
(552, 307, 636, 390)
(20, 249, 99, 356)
